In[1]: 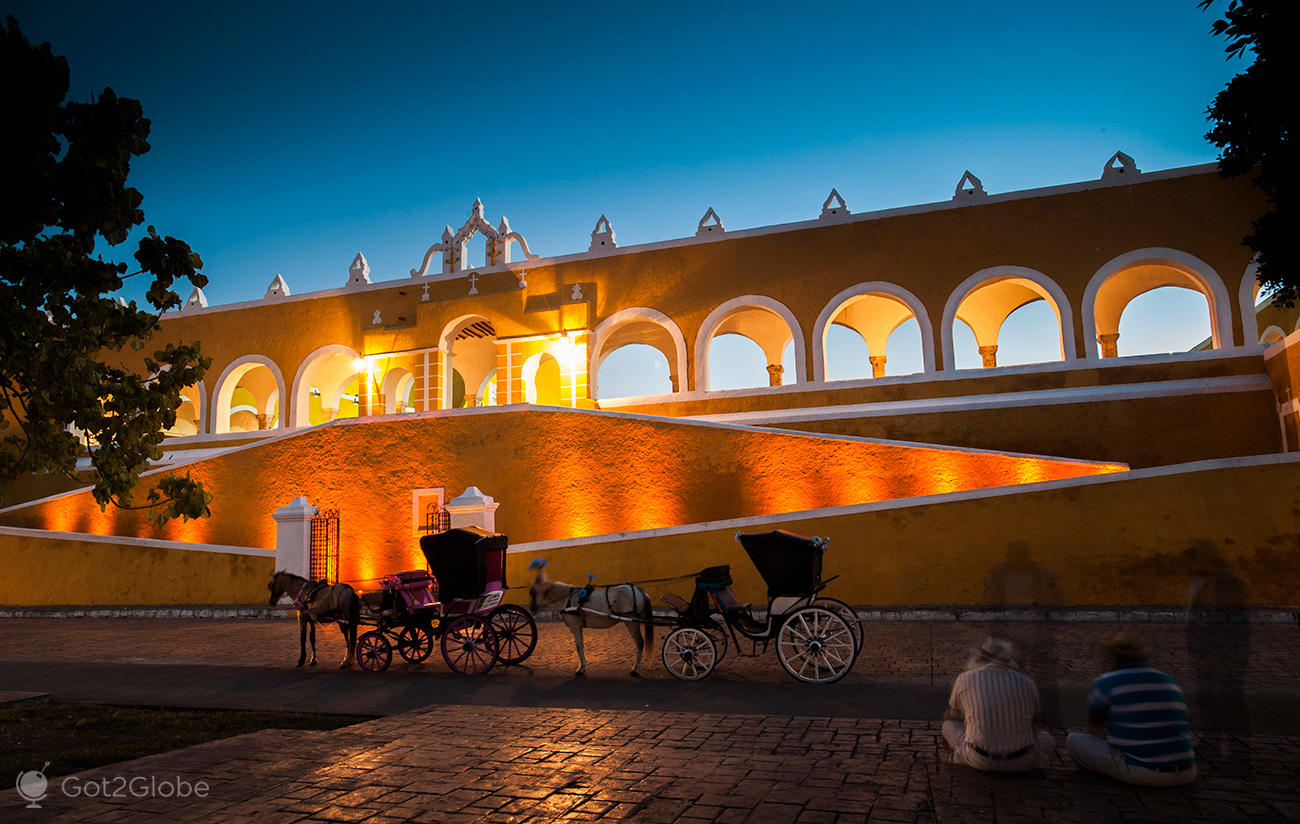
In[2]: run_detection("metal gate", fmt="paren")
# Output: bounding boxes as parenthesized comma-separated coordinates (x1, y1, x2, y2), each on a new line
(310, 508, 340, 583)
(421, 502, 451, 535)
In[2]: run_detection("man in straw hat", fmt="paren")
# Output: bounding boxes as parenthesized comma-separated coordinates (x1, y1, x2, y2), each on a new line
(941, 637, 1055, 772)
(1067, 632, 1197, 786)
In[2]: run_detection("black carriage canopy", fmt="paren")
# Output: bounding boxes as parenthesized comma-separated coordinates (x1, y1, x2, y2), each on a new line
(418, 526, 509, 600)
(734, 529, 828, 598)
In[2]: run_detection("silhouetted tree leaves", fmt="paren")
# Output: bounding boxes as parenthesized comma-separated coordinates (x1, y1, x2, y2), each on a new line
(0, 17, 211, 523)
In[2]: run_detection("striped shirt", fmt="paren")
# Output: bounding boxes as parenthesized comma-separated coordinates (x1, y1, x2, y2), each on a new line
(1089, 665, 1195, 768)
(948, 664, 1041, 754)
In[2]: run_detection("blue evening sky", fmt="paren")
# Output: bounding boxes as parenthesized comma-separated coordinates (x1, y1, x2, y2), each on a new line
(10, 1, 1250, 393)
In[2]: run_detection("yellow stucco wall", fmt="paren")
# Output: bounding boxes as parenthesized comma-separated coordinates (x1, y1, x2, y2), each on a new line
(0, 529, 274, 606)
(513, 456, 1300, 608)
(0, 408, 1123, 587)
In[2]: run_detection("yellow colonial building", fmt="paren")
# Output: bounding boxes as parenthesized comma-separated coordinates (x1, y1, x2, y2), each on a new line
(3, 155, 1299, 608)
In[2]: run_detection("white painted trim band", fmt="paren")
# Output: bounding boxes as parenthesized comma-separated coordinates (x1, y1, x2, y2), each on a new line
(0, 525, 275, 557)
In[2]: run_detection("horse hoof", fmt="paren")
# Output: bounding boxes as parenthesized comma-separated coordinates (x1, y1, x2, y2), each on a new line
(296, 662, 304, 668)
(630, 670, 641, 678)
(339, 662, 351, 669)
(574, 670, 586, 678)
(310, 661, 318, 667)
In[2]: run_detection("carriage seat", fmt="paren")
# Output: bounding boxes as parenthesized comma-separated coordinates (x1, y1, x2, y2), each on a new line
(661, 592, 690, 614)
(710, 586, 767, 633)
(383, 571, 440, 614)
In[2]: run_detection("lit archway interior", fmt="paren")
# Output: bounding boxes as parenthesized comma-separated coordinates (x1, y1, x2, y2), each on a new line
(164, 384, 203, 437)
(522, 353, 562, 405)
(444, 318, 497, 408)
(822, 293, 923, 379)
(593, 318, 681, 398)
(215, 363, 282, 433)
(706, 306, 794, 389)
(953, 277, 1065, 368)
(1095, 264, 1216, 357)
(294, 348, 360, 426)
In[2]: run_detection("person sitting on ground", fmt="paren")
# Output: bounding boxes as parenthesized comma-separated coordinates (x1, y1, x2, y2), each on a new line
(1066, 633, 1197, 786)
(941, 637, 1055, 772)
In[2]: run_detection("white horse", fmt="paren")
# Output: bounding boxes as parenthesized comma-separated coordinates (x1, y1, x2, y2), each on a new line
(528, 559, 655, 677)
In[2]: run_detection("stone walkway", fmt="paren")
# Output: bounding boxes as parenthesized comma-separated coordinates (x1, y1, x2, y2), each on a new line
(2, 616, 1298, 822)
(6, 704, 1298, 823)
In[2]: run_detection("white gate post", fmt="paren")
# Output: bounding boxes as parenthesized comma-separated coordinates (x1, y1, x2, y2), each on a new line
(444, 486, 500, 532)
(272, 496, 318, 577)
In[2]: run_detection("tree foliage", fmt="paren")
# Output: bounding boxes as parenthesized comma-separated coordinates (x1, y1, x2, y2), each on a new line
(1201, 0, 1299, 305)
(0, 17, 212, 522)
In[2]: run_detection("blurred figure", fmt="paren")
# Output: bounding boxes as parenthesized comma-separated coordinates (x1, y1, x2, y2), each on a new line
(984, 540, 1063, 723)
(942, 637, 1056, 772)
(1184, 540, 1251, 757)
(1067, 633, 1196, 786)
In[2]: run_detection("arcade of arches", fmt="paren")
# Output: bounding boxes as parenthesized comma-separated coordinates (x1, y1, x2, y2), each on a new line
(128, 165, 1296, 470)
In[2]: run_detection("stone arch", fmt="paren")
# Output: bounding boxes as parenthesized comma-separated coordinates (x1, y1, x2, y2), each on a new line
(381, 367, 415, 414)
(1083, 248, 1233, 359)
(694, 295, 806, 391)
(1239, 259, 1261, 349)
(941, 266, 1076, 370)
(590, 307, 688, 398)
(521, 352, 562, 405)
(440, 315, 499, 408)
(212, 355, 288, 433)
(289, 344, 360, 428)
(1261, 325, 1286, 345)
(164, 378, 207, 437)
(812, 281, 935, 380)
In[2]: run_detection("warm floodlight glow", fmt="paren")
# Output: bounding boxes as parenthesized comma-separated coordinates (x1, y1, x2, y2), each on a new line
(352, 358, 367, 372)
(555, 333, 579, 369)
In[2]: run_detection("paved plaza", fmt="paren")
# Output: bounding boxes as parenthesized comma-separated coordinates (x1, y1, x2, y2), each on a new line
(2, 616, 1298, 822)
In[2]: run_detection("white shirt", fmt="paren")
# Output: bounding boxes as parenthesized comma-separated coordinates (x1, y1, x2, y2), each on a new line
(948, 664, 1041, 753)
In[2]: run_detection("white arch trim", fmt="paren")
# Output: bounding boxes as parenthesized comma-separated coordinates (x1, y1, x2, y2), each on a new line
(210, 355, 287, 434)
(1238, 259, 1261, 350)
(694, 295, 807, 391)
(590, 306, 689, 399)
(1082, 248, 1233, 360)
(811, 281, 935, 381)
(439, 313, 492, 409)
(940, 266, 1076, 371)
(1261, 325, 1286, 344)
(289, 344, 360, 428)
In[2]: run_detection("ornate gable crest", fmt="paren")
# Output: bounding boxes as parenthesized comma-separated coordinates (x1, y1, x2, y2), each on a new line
(410, 199, 539, 277)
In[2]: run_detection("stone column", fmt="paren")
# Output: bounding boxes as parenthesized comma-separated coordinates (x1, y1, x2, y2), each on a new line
(766, 364, 784, 386)
(444, 486, 500, 532)
(669, 374, 680, 393)
(1098, 333, 1120, 359)
(868, 355, 888, 378)
(255, 413, 269, 430)
(322, 408, 338, 422)
(978, 345, 999, 368)
(272, 496, 318, 579)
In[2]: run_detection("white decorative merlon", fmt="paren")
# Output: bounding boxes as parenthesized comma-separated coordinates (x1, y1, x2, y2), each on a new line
(444, 486, 500, 532)
(409, 200, 540, 277)
(589, 215, 617, 251)
(272, 496, 318, 579)
(182, 286, 208, 311)
(820, 188, 850, 219)
(346, 253, 371, 288)
(264, 273, 290, 300)
(953, 171, 987, 201)
(1102, 150, 1140, 181)
(696, 207, 725, 236)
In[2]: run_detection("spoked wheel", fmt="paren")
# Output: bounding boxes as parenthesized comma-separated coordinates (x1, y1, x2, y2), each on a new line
(396, 625, 434, 663)
(356, 630, 393, 672)
(776, 606, 857, 684)
(489, 605, 538, 665)
(440, 615, 499, 675)
(813, 598, 863, 652)
(662, 626, 718, 681)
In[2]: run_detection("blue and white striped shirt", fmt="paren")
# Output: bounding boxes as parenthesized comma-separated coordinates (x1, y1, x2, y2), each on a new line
(1089, 665, 1195, 767)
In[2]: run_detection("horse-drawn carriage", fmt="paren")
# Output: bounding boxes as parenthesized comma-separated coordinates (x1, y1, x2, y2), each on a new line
(657, 530, 862, 684)
(354, 526, 537, 674)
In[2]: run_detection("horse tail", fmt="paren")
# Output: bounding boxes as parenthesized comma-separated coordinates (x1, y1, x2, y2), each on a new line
(641, 588, 655, 651)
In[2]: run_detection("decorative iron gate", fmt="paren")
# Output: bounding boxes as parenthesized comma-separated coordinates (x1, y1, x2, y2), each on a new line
(310, 508, 340, 583)
(421, 502, 451, 535)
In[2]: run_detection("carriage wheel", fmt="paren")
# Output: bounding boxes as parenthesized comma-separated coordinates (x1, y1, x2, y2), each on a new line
(813, 598, 863, 652)
(397, 625, 434, 663)
(662, 627, 718, 681)
(356, 630, 392, 672)
(440, 615, 499, 675)
(489, 605, 538, 665)
(776, 606, 857, 684)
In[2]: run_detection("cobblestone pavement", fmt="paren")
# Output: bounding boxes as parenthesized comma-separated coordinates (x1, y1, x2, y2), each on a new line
(2, 617, 1298, 822)
(5, 703, 1298, 824)
(0, 616, 1296, 689)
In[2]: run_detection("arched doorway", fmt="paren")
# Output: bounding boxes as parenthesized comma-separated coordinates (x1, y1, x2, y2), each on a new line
(212, 356, 287, 432)
(695, 296, 805, 390)
(813, 282, 933, 380)
(441, 316, 498, 408)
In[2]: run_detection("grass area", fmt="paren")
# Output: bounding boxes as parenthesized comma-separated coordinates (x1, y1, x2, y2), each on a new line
(0, 700, 373, 778)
